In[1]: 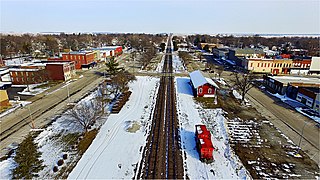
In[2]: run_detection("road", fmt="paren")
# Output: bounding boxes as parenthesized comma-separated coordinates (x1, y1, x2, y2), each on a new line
(246, 87, 320, 165)
(0, 67, 104, 157)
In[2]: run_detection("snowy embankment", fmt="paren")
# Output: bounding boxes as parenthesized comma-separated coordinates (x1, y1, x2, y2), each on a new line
(68, 76, 159, 179)
(176, 77, 249, 179)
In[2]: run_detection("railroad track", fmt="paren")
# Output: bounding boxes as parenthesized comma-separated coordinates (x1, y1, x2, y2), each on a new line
(137, 37, 184, 179)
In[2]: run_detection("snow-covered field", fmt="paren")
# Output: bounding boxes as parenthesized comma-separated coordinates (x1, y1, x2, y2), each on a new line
(68, 76, 159, 179)
(176, 77, 249, 179)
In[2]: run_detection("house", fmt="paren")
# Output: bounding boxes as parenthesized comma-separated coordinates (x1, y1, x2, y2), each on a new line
(296, 87, 320, 111)
(189, 70, 219, 97)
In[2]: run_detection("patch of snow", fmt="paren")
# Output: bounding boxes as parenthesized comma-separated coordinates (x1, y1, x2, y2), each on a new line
(17, 82, 49, 96)
(68, 76, 160, 179)
(0, 157, 16, 179)
(296, 107, 320, 123)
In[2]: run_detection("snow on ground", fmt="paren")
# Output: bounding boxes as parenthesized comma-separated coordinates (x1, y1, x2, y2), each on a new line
(0, 157, 16, 179)
(232, 90, 250, 106)
(214, 78, 227, 86)
(268, 92, 320, 122)
(155, 54, 165, 73)
(17, 82, 49, 96)
(0, 101, 31, 119)
(176, 77, 249, 179)
(68, 76, 159, 179)
(172, 52, 187, 73)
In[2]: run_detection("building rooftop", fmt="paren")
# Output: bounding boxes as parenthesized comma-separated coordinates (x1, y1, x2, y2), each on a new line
(270, 76, 320, 85)
(91, 46, 121, 51)
(189, 70, 219, 88)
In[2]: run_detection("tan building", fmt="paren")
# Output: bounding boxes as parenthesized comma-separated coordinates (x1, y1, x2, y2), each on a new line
(0, 90, 10, 107)
(244, 58, 293, 74)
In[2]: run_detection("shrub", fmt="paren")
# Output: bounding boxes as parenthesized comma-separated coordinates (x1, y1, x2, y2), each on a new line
(57, 159, 64, 166)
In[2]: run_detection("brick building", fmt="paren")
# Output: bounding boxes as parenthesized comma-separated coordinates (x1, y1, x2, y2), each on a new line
(61, 51, 96, 69)
(35, 61, 76, 81)
(9, 67, 49, 85)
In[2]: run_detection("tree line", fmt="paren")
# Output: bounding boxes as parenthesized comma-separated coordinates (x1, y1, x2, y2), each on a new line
(0, 33, 167, 58)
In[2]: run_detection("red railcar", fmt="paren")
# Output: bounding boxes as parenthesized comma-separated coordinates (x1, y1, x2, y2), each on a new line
(195, 125, 214, 163)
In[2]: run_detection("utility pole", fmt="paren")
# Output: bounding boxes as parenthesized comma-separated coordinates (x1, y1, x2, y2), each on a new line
(27, 106, 35, 129)
(298, 121, 307, 154)
(66, 82, 71, 103)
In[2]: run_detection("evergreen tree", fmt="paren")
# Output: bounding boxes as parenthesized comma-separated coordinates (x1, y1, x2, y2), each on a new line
(13, 134, 44, 179)
(105, 58, 123, 75)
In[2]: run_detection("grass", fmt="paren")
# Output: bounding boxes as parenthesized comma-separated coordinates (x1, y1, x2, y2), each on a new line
(0, 104, 12, 113)
(60, 133, 81, 151)
(194, 91, 260, 120)
(78, 129, 98, 155)
(36, 80, 63, 89)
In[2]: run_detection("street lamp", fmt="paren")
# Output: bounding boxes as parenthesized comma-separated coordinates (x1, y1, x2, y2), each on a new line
(21, 105, 35, 129)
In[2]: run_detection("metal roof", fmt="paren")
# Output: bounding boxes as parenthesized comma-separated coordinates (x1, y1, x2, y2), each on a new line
(189, 70, 219, 88)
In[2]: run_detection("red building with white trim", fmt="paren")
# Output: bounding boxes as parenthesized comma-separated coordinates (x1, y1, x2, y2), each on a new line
(189, 70, 219, 97)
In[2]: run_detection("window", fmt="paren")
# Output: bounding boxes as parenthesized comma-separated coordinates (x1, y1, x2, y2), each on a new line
(264, 63, 267, 67)
(250, 63, 253, 67)
(66, 56, 68, 60)
(208, 88, 212, 94)
(268, 63, 270, 67)
(198, 88, 203, 94)
(257, 63, 259, 67)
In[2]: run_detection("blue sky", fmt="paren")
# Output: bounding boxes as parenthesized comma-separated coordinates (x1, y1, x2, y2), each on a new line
(1, 0, 319, 34)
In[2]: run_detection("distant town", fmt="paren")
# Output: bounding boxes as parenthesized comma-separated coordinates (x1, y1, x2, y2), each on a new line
(0, 33, 319, 179)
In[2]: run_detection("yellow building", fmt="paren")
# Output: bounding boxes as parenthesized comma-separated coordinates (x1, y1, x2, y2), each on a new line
(244, 58, 293, 74)
(0, 90, 10, 107)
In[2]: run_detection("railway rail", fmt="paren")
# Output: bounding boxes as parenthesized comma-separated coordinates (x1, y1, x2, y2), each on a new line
(137, 37, 184, 179)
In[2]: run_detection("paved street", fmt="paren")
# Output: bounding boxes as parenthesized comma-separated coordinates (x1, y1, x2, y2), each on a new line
(247, 87, 320, 165)
(0, 67, 104, 157)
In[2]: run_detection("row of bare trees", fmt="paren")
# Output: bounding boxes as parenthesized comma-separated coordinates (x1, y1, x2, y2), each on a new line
(1, 33, 167, 59)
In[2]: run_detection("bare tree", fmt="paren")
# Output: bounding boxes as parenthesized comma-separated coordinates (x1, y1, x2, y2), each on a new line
(231, 72, 256, 104)
(111, 70, 136, 94)
(216, 65, 224, 79)
(66, 98, 103, 133)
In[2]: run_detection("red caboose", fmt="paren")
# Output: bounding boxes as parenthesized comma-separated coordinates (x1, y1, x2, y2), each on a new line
(195, 125, 214, 163)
